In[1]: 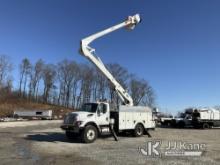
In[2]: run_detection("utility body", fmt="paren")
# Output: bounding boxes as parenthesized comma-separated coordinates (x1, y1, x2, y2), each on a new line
(61, 14, 155, 143)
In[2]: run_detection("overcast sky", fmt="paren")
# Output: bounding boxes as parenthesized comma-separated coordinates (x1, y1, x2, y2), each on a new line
(0, 0, 220, 113)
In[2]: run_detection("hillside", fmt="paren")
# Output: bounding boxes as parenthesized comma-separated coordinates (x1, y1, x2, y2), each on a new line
(0, 98, 73, 119)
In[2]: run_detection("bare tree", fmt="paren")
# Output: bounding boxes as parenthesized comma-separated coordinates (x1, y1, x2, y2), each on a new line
(19, 58, 31, 97)
(92, 68, 107, 101)
(142, 83, 155, 108)
(71, 66, 80, 109)
(135, 79, 155, 107)
(71, 77, 80, 108)
(0, 54, 156, 110)
(42, 64, 57, 103)
(0, 55, 12, 88)
(57, 60, 79, 107)
(106, 63, 130, 105)
(78, 64, 94, 105)
(130, 77, 147, 105)
(5, 78, 13, 94)
(31, 59, 44, 100)
(129, 76, 155, 107)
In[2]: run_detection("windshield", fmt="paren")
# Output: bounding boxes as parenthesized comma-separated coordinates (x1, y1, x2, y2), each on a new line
(80, 103, 98, 113)
(179, 113, 186, 118)
(175, 113, 186, 118)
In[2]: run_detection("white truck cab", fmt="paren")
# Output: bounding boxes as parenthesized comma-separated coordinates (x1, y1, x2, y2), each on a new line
(61, 102, 155, 143)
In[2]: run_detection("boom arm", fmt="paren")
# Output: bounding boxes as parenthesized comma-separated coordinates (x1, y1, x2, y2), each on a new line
(80, 14, 141, 106)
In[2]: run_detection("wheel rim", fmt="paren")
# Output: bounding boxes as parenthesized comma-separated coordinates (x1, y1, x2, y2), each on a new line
(137, 126, 143, 135)
(203, 124, 209, 129)
(87, 129, 95, 140)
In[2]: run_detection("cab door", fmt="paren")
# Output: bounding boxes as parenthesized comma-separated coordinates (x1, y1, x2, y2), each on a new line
(96, 103, 109, 126)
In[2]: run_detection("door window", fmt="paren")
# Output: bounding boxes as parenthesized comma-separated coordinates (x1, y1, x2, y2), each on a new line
(98, 104, 107, 114)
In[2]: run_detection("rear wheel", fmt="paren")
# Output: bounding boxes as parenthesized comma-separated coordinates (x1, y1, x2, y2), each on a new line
(81, 125, 98, 143)
(178, 121, 185, 128)
(202, 123, 210, 129)
(134, 124, 144, 137)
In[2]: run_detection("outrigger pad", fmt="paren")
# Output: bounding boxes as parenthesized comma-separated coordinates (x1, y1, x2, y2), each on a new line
(109, 124, 118, 141)
(145, 130, 152, 138)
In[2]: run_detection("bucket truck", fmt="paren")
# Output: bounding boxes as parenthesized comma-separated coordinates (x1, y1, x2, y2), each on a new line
(61, 14, 155, 143)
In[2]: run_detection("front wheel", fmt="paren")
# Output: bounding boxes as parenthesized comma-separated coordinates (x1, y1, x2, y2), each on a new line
(178, 121, 185, 128)
(134, 124, 144, 137)
(81, 125, 98, 143)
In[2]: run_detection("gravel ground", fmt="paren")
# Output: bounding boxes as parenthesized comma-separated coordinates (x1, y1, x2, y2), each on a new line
(0, 121, 219, 165)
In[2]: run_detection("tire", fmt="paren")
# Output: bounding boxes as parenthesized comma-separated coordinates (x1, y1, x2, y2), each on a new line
(193, 124, 200, 129)
(178, 121, 185, 128)
(66, 131, 78, 140)
(202, 123, 210, 129)
(134, 124, 144, 137)
(81, 125, 98, 143)
(170, 120, 176, 127)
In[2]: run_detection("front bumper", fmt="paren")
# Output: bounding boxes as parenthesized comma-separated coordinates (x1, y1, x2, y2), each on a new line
(60, 124, 80, 133)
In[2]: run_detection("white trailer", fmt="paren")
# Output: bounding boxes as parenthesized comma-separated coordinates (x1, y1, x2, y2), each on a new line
(192, 108, 220, 128)
(14, 110, 53, 120)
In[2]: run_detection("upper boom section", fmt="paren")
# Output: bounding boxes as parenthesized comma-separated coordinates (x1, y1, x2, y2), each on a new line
(80, 14, 141, 106)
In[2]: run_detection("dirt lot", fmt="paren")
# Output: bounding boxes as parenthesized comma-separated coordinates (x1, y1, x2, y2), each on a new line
(0, 121, 219, 165)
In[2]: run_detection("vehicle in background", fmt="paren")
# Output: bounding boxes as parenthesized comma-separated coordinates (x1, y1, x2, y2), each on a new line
(160, 116, 174, 126)
(171, 108, 194, 128)
(154, 111, 174, 126)
(172, 113, 192, 128)
(154, 112, 173, 127)
(13, 110, 53, 120)
(192, 108, 220, 129)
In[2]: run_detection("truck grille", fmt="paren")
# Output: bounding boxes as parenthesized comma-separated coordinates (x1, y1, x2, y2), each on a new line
(64, 114, 77, 124)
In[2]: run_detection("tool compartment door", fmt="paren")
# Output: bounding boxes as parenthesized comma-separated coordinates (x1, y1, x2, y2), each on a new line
(119, 111, 134, 130)
(125, 112, 134, 129)
(119, 111, 126, 130)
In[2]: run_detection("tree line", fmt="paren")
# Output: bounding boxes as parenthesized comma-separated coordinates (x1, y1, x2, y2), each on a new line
(0, 54, 156, 109)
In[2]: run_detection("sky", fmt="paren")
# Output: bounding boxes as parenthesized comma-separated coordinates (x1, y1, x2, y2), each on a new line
(0, 0, 220, 113)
